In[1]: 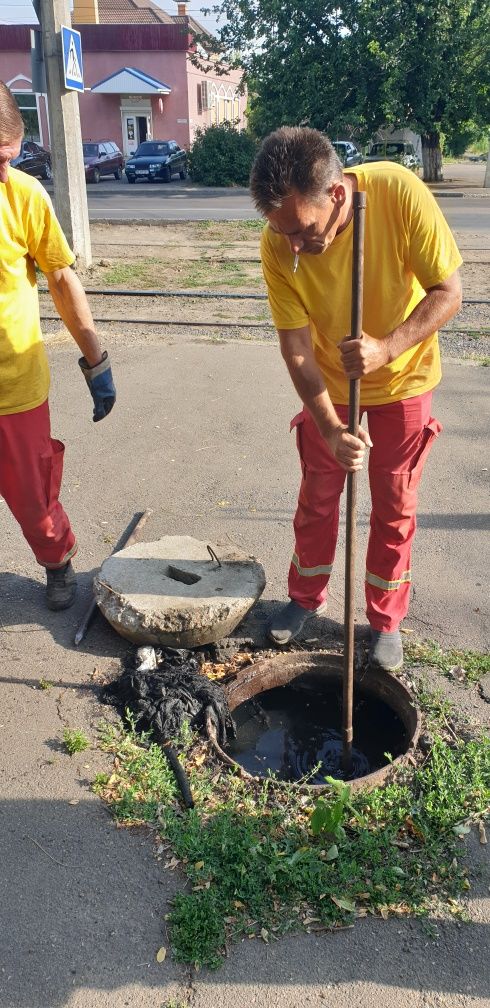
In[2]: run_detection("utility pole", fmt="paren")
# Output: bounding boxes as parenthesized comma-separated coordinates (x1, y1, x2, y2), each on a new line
(37, 0, 92, 266)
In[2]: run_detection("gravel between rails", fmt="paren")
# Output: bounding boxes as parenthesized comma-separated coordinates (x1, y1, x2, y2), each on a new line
(39, 216, 489, 360)
(39, 289, 489, 362)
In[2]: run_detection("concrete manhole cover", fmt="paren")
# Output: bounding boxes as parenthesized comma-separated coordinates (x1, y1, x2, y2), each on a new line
(94, 534, 266, 647)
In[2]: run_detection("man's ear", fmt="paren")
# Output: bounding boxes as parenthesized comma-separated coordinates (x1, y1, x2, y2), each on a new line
(330, 182, 348, 206)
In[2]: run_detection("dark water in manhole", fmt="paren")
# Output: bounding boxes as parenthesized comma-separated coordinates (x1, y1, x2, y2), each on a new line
(226, 672, 409, 783)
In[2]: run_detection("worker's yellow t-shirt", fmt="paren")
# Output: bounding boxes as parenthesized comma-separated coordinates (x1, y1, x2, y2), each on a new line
(261, 162, 463, 406)
(0, 168, 75, 415)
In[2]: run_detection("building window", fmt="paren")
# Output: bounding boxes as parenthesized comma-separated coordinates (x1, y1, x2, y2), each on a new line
(14, 92, 40, 142)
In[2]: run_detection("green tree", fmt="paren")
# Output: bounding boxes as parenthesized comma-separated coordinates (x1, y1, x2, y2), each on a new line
(360, 0, 490, 180)
(197, 0, 489, 180)
(195, 2, 374, 141)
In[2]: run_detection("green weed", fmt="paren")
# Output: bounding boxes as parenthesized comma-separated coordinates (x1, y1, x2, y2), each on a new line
(95, 716, 489, 970)
(38, 677, 53, 690)
(404, 639, 490, 683)
(63, 728, 90, 755)
(414, 679, 458, 733)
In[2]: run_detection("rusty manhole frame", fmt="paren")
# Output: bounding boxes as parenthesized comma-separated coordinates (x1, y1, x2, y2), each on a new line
(206, 651, 421, 793)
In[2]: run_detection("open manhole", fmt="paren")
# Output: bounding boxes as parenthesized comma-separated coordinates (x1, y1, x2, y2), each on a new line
(206, 651, 421, 792)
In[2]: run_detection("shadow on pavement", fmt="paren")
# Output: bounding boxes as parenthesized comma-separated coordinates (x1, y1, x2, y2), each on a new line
(0, 799, 186, 1008)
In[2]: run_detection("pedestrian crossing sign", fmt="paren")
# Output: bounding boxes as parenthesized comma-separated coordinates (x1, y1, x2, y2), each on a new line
(61, 26, 84, 92)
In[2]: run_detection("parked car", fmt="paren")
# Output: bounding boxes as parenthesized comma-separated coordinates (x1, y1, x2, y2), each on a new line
(124, 141, 187, 183)
(332, 140, 363, 167)
(83, 141, 124, 183)
(364, 141, 421, 172)
(11, 140, 52, 180)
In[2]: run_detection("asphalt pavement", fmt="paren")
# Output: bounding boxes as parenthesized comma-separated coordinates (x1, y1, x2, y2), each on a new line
(0, 336, 489, 1008)
(1, 159, 488, 1007)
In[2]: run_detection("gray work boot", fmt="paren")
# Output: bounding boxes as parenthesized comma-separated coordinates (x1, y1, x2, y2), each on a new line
(368, 629, 403, 672)
(45, 561, 77, 611)
(267, 600, 326, 647)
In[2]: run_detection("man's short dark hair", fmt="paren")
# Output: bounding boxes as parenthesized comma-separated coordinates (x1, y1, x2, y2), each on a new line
(250, 126, 343, 215)
(0, 82, 24, 145)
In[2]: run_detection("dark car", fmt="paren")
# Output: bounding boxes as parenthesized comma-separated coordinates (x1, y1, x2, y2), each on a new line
(332, 141, 363, 168)
(83, 141, 124, 183)
(11, 140, 52, 180)
(124, 140, 187, 183)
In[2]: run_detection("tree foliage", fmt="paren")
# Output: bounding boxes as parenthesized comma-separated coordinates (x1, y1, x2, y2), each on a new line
(188, 122, 257, 186)
(196, 0, 489, 180)
(359, 0, 490, 178)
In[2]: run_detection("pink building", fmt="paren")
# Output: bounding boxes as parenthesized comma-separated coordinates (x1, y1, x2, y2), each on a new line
(0, 0, 246, 157)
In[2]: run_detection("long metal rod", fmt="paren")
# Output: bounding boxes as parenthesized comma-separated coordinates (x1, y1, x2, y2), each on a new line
(73, 509, 153, 646)
(342, 191, 367, 774)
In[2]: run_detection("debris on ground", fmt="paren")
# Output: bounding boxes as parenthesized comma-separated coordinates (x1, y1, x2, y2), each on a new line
(103, 645, 237, 747)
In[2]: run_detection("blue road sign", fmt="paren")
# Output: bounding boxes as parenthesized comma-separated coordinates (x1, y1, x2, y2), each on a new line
(61, 26, 84, 92)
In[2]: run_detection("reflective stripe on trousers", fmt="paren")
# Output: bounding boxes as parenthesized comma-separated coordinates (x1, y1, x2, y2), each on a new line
(287, 392, 441, 631)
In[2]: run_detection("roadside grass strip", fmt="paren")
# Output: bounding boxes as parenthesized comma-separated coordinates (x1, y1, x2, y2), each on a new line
(100, 256, 261, 291)
(404, 639, 490, 683)
(94, 690, 489, 970)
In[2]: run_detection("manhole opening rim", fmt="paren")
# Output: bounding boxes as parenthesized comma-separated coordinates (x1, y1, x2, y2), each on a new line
(206, 650, 421, 793)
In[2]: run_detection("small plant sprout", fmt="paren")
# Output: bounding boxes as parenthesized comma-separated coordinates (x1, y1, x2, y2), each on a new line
(63, 728, 90, 755)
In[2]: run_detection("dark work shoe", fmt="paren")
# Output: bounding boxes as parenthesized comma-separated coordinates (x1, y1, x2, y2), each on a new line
(45, 561, 77, 611)
(368, 629, 403, 672)
(267, 600, 326, 647)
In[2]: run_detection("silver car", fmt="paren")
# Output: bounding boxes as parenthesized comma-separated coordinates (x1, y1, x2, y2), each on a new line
(332, 141, 364, 167)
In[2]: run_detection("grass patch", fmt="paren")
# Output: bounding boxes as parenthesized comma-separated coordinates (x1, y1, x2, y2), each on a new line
(98, 255, 263, 292)
(95, 709, 489, 970)
(404, 639, 490, 683)
(63, 728, 90, 755)
(101, 258, 162, 286)
(179, 260, 253, 289)
(195, 219, 264, 240)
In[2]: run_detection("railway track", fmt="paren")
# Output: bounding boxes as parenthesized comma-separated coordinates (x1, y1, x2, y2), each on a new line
(38, 286, 489, 335)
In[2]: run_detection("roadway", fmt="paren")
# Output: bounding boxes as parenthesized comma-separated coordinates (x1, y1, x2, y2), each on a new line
(45, 178, 490, 237)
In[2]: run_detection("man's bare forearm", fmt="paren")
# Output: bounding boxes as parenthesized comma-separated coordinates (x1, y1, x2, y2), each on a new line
(385, 272, 462, 363)
(278, 326, 372, 471)
(45, 266, 103, 367)
(278, 327, 343, 437)
(341, 270, 462, 378)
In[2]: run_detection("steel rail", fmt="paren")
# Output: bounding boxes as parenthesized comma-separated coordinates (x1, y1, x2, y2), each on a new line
(38, 287, 489, 305)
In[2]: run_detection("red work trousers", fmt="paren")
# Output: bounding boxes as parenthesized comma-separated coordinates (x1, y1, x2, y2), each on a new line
(288, 391, 441, 632)
(0, 399, 77, 569)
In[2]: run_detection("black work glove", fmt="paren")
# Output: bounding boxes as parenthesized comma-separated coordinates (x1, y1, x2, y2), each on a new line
(78, 351, 116, 422)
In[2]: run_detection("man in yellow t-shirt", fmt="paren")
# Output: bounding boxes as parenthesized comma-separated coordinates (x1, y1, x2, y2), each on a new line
(250, 126, 462, 671)
(0, 82, 116, 610)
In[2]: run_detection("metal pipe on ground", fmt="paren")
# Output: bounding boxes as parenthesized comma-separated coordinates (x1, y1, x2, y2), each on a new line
(73, 509, 153, 646)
